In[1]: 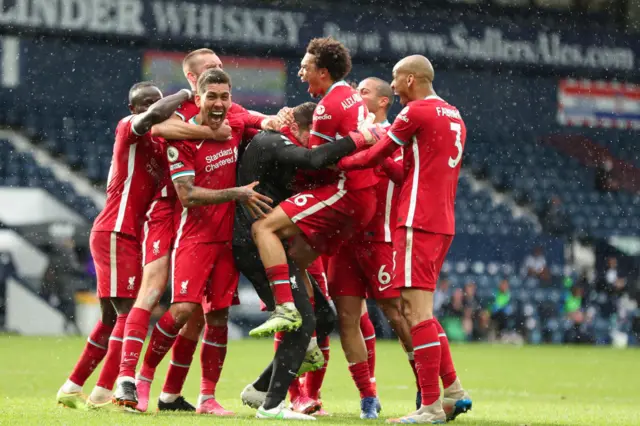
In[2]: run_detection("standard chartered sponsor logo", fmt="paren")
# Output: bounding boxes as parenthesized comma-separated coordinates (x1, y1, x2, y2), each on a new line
(388, 25, 634, 71)
(205, 147, 236, 172)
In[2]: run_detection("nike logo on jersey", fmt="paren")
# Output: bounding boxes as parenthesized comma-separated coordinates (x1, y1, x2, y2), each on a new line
(378, 284, 393, 292)
(196, 140, 205, 149)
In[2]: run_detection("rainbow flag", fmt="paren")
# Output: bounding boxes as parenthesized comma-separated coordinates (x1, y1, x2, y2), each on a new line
(142, 51, 286, 109)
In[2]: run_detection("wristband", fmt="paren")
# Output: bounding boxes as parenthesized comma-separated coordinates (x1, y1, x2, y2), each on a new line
(179, 88, 193, 99)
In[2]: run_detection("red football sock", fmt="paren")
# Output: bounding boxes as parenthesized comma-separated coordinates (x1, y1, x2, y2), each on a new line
(348, 361, 375, 399)
(118, 307, 151, 379)
(412, 319, 442, 406)
(274, 331, 284, 352)
(289, 377, 303, 401)
(266, 264, 294, 305)
(200, 325, 228, 396)
(360, 312, 376, 380)
(95, 314, 127, 390)
(162, 334, 198, 394)
(139, 312, 180, 381)
(408, 352, 419, 390)
(434, 318, 457, 388)
(69, 320, 113, 386)
(305, 335, 330, 400)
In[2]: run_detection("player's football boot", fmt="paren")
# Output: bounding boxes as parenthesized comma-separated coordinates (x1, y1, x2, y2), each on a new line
(256, 402, 316, 420)
(313, 404, 331, 417)
(85, 397, 124, 412)
(241, 383, 267, 409)
(157, 395, 196, 412)
(249, 303, 302, 337)
(442, 378, 472, 421)
(56, 388, 87, 409)
(134, 377, 151, 412)
(386, 400, 446, 424)
(113, 380, 138, 410)
(298, 346, 325, 376)
(290, 396, 322, 415)
(360, 396, 380, 419)
(196, 398, 235, 416)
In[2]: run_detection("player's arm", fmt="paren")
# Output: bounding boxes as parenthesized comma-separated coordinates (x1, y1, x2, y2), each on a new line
(381, 157, 403, 184)
(269, 132, 367, 170)
(131, 89, 193, 136)
(173, 175, 271, 214)
(168, 143, 272, 215)
(338, 108, 419, 170)
(151, 118, 231, 141)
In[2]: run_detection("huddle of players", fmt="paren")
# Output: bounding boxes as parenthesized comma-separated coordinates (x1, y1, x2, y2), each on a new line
(56, 36, 473, 423)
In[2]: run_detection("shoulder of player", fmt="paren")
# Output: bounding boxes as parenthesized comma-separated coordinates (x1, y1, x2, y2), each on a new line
(253, 130, 293, 149)
(118, 114, 136, 127)
(229, 102, 248, 115)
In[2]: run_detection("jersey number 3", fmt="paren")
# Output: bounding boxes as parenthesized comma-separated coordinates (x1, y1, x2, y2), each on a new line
(448, 122, 463, 168)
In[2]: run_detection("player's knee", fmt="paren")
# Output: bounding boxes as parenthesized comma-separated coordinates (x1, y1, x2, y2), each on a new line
(112, 298, 134, 315)
(142, 259, 169, 287)
(205, 308, 229, 327)
(100, 300, 117, 326)
(337, 307, 361, 329)
(251, 219, 269, 238)
(379, 299, 404, 326)
(170, 302, 198, 328)
(401, 296, 433, 327)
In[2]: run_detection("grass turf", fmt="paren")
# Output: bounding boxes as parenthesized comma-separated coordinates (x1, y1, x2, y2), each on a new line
(0, 336, 639, 425)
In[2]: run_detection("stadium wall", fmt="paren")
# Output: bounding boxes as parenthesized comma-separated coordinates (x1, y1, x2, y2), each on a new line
(0, 35, 636, 147)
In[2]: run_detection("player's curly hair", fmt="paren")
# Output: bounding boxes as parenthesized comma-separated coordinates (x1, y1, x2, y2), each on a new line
(197, 68, 232, 95)
(306, 37, 352, 82)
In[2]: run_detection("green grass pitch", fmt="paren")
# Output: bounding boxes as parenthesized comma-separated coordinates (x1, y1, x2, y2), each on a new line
(0, 336, 639, 425)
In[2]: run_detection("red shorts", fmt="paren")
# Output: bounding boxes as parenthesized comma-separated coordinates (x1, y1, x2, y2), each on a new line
(393, 228, 453, 292)
(328, 240, 400, 300)
(320, 255, 331, 274)
(280, 186, 376, 256)
(307, 257, 329, 298)
(141, 197, 175, 266)
(171, 241, 240, 313)
(90, 231, 142, 299)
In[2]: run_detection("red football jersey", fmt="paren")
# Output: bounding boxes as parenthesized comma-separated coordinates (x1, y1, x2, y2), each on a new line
(93, 115, 164, 239)
(357, 121, 401, 242)
(308, 81, 379, 191)
(167, 113, 264, 244)
(388, 96, 466, 235)
(360, 149, 403, 242)
(155, 99, 257, 203)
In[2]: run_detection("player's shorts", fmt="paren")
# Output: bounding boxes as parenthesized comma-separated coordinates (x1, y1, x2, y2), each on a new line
(90, 231, 142, 299)
(328, 240, 400, 300)
(141, 197, 175, 266)
(171, 241, 239, 313)
(393, 227, 453, 292)
(280, 185, 376, 256)
(319, 255, 331, 276)
(307, 257, 329, 298)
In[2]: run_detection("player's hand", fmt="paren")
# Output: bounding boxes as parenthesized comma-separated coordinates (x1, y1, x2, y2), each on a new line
(236, 181, 273, 219)
(261, 117, 283, 132)
(212, 119, 232, 140)
(356, 113, 385, 145)
(276, 107, 295, 126)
